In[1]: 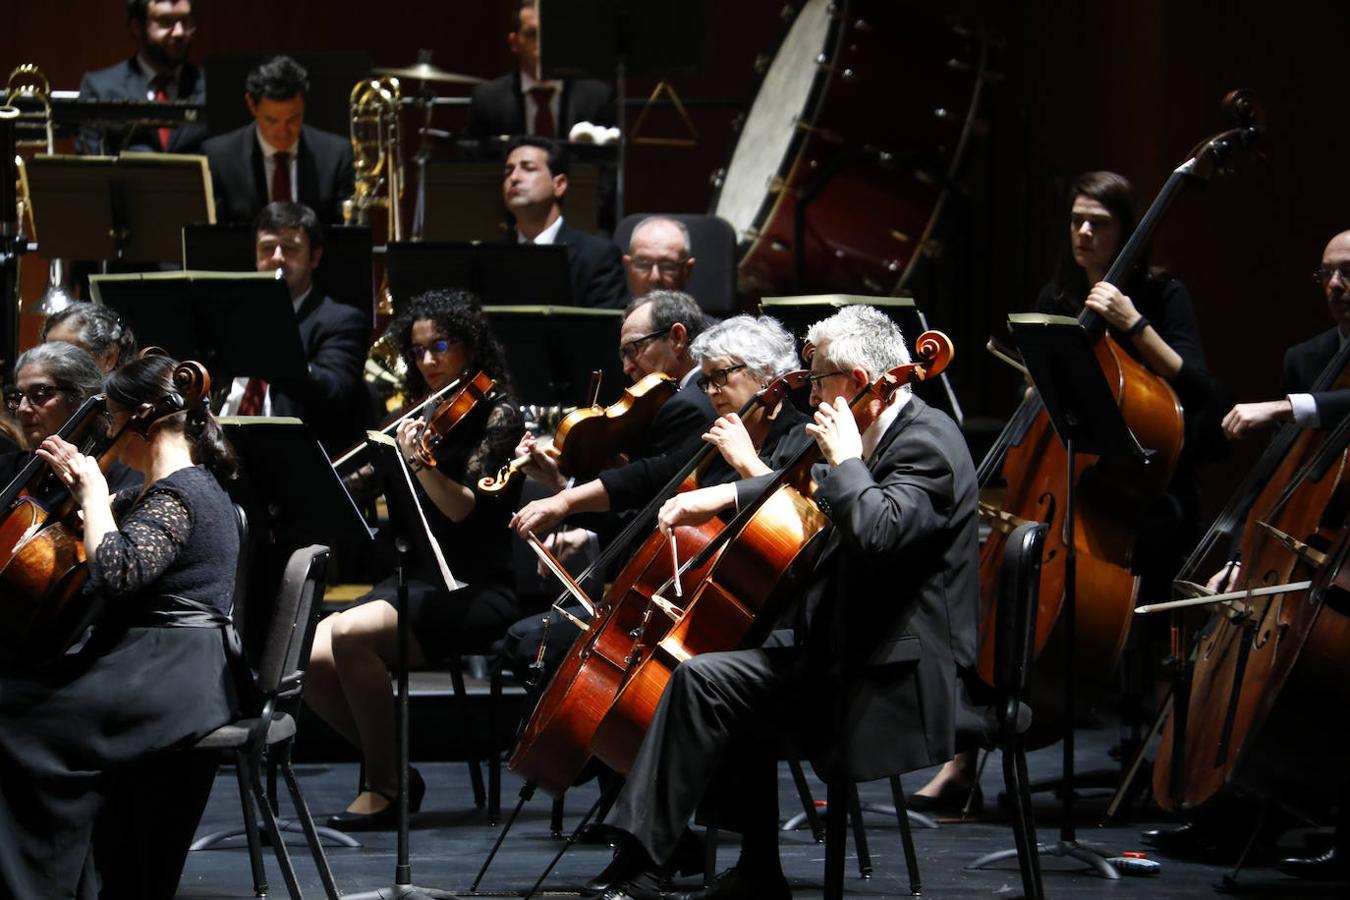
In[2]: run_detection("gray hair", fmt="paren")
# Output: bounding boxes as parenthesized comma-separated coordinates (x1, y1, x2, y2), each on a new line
(805, 305, 912, 383)
(41, 302, 137, 368)
(625, 289, 707, 343)
(690, 315, 797, 382)
(14, 341, 104, 407)
(628, 216, 691, 257)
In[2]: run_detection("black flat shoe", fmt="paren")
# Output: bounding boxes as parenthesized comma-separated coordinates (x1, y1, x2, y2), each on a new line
(908, 782, 983, 815)
(1279, 846, 1350, 880)
(326, 767, 425, 832)
(599, 872, 666, 900)
(1140, 822, 1203, 853)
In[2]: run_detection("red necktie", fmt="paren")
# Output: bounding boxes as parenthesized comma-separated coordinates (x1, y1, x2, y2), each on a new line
(238, 378, 268, 416)
(150, 73, 172, 150)
(529, 86, 556, 138)
(271, 151, 292, 203)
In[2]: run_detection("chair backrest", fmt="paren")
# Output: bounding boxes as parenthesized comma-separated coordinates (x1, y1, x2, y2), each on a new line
(994, 522, 1046, 696)
(227, 503, 252, 637)
(255, 545, 330, 698)
(612, 213, 739, 315)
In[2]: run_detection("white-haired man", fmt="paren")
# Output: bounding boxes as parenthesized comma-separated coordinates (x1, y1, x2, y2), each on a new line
(588, 305, 980, 900)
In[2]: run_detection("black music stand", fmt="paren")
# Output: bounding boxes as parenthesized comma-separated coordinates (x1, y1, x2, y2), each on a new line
(759, 294, 965, 426)
(182, 223, 376, 322)
(484, 305, 625, 407)
(999, 312, 1150, 879)
(88, 270, 308, 386)
(20, 152, 214, 262)
(384, 241, 572, 311)
(342, 432, 463, 900)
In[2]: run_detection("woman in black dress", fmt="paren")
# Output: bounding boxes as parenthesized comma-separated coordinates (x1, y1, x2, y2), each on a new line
(0, 353, 241, 899)
(305, 289, 525, 830)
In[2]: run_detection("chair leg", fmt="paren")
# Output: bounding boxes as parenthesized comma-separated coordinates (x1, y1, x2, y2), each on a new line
(823, 780, 847, 900)
(279, 744, 342, 900)
(488, 658, 503, 824)
(244, 749, 304, 899)
(450, 661, 487, 807)
(787, 756, 826, 842)
(887, 775, 922, 895)
(234, 752, 269, 897)
(704, 824, 719, 889)
(1008, 744, 1045, 900)
(847, 785, 873, 878)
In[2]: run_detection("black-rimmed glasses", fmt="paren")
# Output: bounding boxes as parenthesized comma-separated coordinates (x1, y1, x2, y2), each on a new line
(629, 256, 688, 277)
(696, 363, 748, 391)
(619, 328, 670, 362)
(1313, 264, 1350, 287)
(410, 339, 457, 359)
(4, 384, 61, 412)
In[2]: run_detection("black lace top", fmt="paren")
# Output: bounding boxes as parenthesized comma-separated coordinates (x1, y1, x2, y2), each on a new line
(87, 465, 239, 617)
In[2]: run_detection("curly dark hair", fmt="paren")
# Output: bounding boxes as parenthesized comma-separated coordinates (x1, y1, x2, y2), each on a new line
(245, 55, 309, 104)
(390, 289, 514, 400)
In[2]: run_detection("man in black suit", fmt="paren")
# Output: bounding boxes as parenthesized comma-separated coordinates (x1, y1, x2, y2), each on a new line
(504, 137, 626, 308)
(1222, 229, 1350, 439)
(217, 202, 368, 454)
(586, 305, 980, 900)
(201, 56, 354, 225)
(77, 0, 207, 155)
(465, 0, 615, 141)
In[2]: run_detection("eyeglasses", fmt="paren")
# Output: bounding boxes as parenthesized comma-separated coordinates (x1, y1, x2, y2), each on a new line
(1313, 264, 1350, 286)
(629, 256, 688, 277)
(696, 363, 747, 391)
(410, 339, 457, 359)
(4, 384, 61, 412)
(149, 14, 197, 32)
(805, 370, 848, 386)
(619, 328, 670, 362)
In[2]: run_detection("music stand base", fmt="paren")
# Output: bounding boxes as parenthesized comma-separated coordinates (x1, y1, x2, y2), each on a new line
(341, 887, 464, 900)
(782, 803, 940, 832)
(967, 840, 1120, 880)
(190, 818, 361, 850)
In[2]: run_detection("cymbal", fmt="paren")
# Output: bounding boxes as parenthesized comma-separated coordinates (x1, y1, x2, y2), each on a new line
(373, 63, 484, 86)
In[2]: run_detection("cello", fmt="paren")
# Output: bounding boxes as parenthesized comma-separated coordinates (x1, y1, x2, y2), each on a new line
(508, 369, 811, 796)
(0, 357, 211, 656)
(589, 333, 953, 776)
(1152, 357, 1350, 818)
(975, 92, 1262, 731)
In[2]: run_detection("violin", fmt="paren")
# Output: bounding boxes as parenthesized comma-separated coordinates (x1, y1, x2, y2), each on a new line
(331, 371, 471, 473)
(589, 333, 953, 777)
(0, 357, 211, 656)
(409, 370, 496, 469)
(508, 368, 812, 795)
(973, 91, 1262, 740)
(479, 372, 677, 493)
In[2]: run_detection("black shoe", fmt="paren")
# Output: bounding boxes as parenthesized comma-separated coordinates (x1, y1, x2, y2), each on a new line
(1140, 822, 1202, 853)
(583, 840, 658, 897)
(667, 828, 708, 878)
(1279, 846, 1350, 880)
(908, 782, 983, 816)
(599, 871, 666, 900)
(669, 864, 791, 900)
(326, 767, 426, 832)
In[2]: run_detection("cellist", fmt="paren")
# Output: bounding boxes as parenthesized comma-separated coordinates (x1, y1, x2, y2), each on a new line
(583, 306, 980, 900)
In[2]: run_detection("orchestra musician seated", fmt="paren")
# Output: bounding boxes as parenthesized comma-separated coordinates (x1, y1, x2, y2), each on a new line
(42, 302, 138, 373)
(202, 55, 355, 225)
(465, 0, 616, 143)
(0, 342, 141, 495)
(76, 0, 206, 155)
(504, 136, 627, 309)
(304, 290, 525, 831)
(215, 201, 370, 455)
(0, 354, 243, 899)
(623, 216, 696, 301)
(584, 305, 980, 900)
(501, 290, 714, 677)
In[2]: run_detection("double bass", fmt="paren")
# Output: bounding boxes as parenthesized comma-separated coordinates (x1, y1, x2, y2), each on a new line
(975, 92, 1262, 732)
(590, 333, 953, 776)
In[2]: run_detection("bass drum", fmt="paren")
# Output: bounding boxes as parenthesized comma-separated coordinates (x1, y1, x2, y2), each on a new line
(713, 0, 989, 297)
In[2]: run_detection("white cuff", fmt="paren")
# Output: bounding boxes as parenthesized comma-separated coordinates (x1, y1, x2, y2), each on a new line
(1288, 393, 1320, 428)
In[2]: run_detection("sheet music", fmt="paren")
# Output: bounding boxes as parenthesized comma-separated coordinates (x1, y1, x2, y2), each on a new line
(366, 431, 464, 593)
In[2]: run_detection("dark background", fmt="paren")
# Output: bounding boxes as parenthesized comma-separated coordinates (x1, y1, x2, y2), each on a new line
(8, 0, 1350, 509)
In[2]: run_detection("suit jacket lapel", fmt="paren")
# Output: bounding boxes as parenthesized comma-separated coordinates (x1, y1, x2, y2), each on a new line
(247, 133, 268, 210)
(508, 72, 528, 134)
(296, 130, 320, 211)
